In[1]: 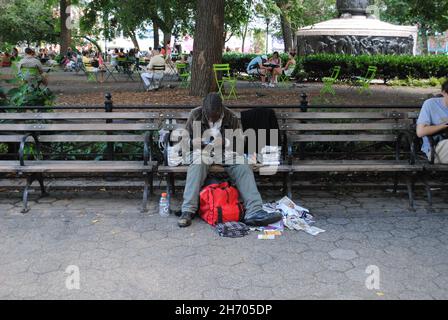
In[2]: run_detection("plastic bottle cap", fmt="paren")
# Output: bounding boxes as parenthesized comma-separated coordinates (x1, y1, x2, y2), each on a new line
(161, 193, 167, 197)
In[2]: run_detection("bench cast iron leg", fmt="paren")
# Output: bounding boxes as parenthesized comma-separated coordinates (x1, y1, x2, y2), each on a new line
(287, 172, 293, 199)
(37, 173, 48, 197)
(421, 175, 433, 207)
(141, 173, 150, 213)
(405, 175, 415, 210)
(393, 172, 398, 194)
(21, 174, 47, 214)
(22, 176, 33, 214)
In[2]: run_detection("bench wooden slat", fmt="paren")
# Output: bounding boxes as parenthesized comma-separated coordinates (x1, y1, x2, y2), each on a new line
(280, 123, 406, 131)
(0, 123, 159, 131)
(289, 160, 421, 172)
(0, 135, 146, 143)
(0, 161, 156, 173)
(276, 112, 405, 119)
(289, 135, 398, 142)
(0, 112, 160, 120)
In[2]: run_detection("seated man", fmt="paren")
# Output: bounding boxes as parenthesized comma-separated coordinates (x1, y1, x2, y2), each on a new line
(140, 48, 165, 91)
(177, 93, 283, 228)
(416, 80, 448, 164)
(17, 48, 48, 86)
(246, 54, 270, 87)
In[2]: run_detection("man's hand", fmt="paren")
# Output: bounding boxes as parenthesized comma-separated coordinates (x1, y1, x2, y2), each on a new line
(417, 123, 448, 138)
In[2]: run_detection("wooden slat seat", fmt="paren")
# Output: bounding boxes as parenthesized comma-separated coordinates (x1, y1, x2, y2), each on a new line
(0, 161, 156, 173)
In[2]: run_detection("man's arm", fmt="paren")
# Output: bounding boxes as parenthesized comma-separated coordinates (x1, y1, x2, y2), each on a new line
(416, 123, 448, 138)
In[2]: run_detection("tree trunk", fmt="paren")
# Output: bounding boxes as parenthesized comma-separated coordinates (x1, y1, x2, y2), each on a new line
(60, 0, 72, 55)
(153, 22, 160, 49)
(189, 0, 225, 97)
(420, 27, 429, 55)
(241, 22, 249, 53)
(280, 14, 293, 53)
(129, 31, 140, 50)
(163, 31, 172, 47)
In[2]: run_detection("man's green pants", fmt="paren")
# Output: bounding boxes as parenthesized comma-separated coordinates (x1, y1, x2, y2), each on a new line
(181, 163, 263, 215)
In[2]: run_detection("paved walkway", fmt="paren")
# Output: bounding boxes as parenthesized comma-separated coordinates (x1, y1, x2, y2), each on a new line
(1, 188, 447, 300)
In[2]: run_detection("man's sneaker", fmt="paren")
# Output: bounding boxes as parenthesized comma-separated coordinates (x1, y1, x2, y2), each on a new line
(261, 83, 268, 87)
(244, 210, 283, 227)
(268, 83, 276, 88)
(178, 212, 193, 228)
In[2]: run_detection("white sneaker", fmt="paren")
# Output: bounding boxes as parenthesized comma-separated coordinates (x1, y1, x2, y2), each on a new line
(261, 83, 268, 87)
(268, 83, 276, 88)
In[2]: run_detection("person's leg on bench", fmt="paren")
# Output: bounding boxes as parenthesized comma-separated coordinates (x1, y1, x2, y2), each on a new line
(225, 164, 263, 214)
(225, 163, 282, 226)
(435, 140, 448, 164)
(179, 163, 210, 227)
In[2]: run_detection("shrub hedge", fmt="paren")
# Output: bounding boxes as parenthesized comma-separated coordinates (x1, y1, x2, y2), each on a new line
(298, 54, 448, 82)
(222, 53, 448, 82)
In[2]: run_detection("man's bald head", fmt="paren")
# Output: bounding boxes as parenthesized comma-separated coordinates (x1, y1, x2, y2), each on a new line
(203, 93, 223, 123)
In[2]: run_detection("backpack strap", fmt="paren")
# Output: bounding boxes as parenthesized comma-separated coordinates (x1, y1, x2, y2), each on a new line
(217, 207, 223, 224)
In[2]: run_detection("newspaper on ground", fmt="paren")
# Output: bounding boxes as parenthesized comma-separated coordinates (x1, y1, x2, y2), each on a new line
(261, 197, 325, 236)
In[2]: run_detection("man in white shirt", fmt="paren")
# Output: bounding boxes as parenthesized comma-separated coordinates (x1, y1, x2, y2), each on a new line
(140, 48, 166, 91)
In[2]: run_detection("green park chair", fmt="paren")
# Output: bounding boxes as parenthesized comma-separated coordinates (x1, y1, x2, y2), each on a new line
(354, 66, 377, 94)
(213, 63, 237, 100)
(18, 66, 43, 87)
(320, 66, 341, 96)
(82, 62, 98, 82)
(176, 63, 190, 89)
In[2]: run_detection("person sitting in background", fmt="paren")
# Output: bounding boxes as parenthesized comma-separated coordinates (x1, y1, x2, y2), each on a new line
(110, 48, 119, 71)
(140, 47, 166, 91)
(11, 48, 19, 61)
(1, 52, 12, 67)
(267, 51, 282, 87)
(118, 48, 125, 58)
(146, 47, 153, 61)
(246, 54, 270, 86)
(283, 52, 296, 77)
(16, 48, 48, 86)
(416, 80, 448, 164)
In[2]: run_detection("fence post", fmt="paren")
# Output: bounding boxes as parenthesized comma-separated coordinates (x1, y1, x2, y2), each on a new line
(300, 92, 308, 112)
(104, 93, 114, 161)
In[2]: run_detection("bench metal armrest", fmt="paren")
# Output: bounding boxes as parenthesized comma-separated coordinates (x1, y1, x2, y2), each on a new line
(428, 135, 436, 165)
(143, 132, 153, 166)
(162, 131, 171, 166)
(19, 133, 41, 166)
(287, 140, 294, 165)
(401, 131, 417, 165)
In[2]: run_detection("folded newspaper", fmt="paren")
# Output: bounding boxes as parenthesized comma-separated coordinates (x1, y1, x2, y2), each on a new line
(261, 197, 325, 236)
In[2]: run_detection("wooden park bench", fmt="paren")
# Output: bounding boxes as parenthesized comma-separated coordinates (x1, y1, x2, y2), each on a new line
(153, 109, 421, 208)
(0, 111, 159, 213)
(278, 111, 421, 208)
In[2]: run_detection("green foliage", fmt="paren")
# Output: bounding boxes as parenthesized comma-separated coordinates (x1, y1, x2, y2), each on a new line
(3, 74, 55, 108)
(296, 54, 448, 82)
(380, 0, 448, 35)
(0, 0, 58, 45)
(388, 76, 447, 87)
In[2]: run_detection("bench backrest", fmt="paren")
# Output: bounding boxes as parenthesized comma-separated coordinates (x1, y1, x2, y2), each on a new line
(0, 112, 161, 144)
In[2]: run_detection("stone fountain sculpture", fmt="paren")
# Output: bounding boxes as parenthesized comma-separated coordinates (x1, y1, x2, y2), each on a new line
(296, 0, 418, 55)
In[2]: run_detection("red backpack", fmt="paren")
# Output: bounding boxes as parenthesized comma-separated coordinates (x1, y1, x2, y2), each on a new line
(199, 182, 244, 226)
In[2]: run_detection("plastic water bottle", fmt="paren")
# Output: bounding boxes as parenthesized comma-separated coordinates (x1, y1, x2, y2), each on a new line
(159, 193, 170, 217)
